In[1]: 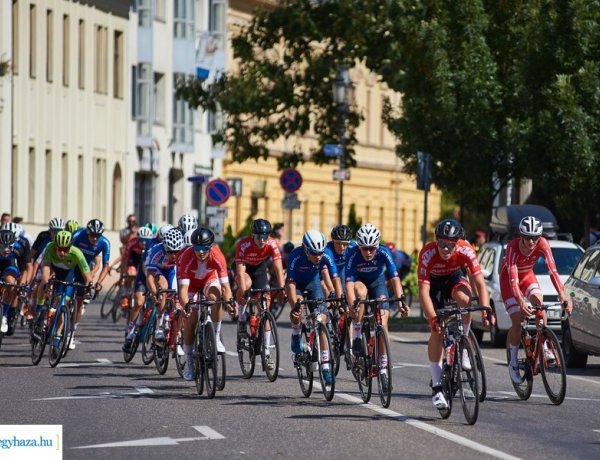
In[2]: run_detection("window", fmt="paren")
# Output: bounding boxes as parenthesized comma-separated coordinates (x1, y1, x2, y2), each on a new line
(134, 63, 152, 137)
(63, 15, 69, 86)
(77, 155, 83, 218)
(575, 250, 600, 283)
(209, 0, 227, 51)
(172, 74, 194, 149)
(533, 247, 584, 276)
(11, 146, 18, 213)
(208, 103, 223, 134)
(134, 172, 154, 224)
(46, 10, 53, 82)
(113, 31, 123, 98)
(153, 72, 165, 125)
(174, 0, 194, 39)
(29, 4, 36, 78)
(137, 0, 152, 27)
(155, 0, 166, 21)
(94, 25, 108, 94)
(93, 159, 107, 222)
(12, 1, 18, 75)
(78, 20, 85, 89)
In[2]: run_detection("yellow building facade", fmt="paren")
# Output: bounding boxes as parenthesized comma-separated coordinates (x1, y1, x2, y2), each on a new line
(222, 1, 441, 253)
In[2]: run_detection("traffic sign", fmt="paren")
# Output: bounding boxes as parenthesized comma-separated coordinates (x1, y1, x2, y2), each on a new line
(333, 169, 351, 181)
(323, 144, 342, 157)
(206, 205, 228, 218)
(279, 168, 303, 193)
(208, 216, 225, 242)
(205, 178, 231, 206)
(281, 192, 301, 210)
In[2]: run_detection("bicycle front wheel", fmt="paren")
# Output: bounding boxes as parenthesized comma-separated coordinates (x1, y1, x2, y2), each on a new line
(100, 283, 117, 318)
(458, 337, 479, 425)
(141, 318, 155, 365)
(260, 311, 280, 382)
(203, 323, 218, 399)
(438, 360, 454, 419)
(539, 328, 566, 405)
(357, 327, 372, 403)
(216, 351, 226, 391)
(237, 320, 255, 378)
(376, 327, 393, 408)
(174, 323, 186, 378)
(468, 328, 487, 402)
(31, 310, 48, 365)
(49, 308, 69, 368)
(505, 331, 533, 400)
(316, 323, 335, 401)
(295, 326, 313, 397)
(154, 337, 170, 375)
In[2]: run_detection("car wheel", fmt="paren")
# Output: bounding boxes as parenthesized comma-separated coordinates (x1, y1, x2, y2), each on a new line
(562, 320, 588, 368)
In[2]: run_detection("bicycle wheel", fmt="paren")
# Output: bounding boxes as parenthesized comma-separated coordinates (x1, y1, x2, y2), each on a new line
(154, 337, 170, 375)
(31, 310, 48, 366)
(110, 294, 122, 323)
(468, 328, 487, 402)
(539, 328, 567, 405)
(237, 320, 255, 378)
(123, 325, 140, 363)
(343, 318, 354, 372)
(270, 297, 285, 320)
(357, 326, 372, 403)
(100, 283, 117, 318)
(316, 323, 335, 401)
(458, 337, 479, 425)
(194, 326, 205, 395)
(62, 300, 78, 359)
(141, 317, 155, 365)
(376, 327, 393, 408)
(216, 351, 226, 391)
(438, 361, 454, 419)
(295, 326, 313, 397)
(260, 311, 280, 382)
(48, 307, 69, 368)
(505, 332, 533, 400)
(329, 316, 342, 377)
(203, 322, 218, 399)
(174, 323, 186, 378)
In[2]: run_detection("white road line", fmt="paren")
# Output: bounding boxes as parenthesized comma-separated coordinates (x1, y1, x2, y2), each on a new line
(33, 386, 154, 401)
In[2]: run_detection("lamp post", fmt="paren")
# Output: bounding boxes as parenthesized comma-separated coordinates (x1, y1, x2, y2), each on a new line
(332, 64, 353, 226)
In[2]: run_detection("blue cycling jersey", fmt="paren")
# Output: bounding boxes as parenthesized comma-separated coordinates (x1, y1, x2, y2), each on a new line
(145, 243, 176, 276)
(72, 229, 111, 267)
(345, 244, 399, 284)
(324, 240, 356, 280)
(286, 246, 334, 287)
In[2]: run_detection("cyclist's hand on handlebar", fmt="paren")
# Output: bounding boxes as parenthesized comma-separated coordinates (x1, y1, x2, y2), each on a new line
(398, 295, 410, 317)
(519, 300, 532, 317)
(429, 316, 441, 334)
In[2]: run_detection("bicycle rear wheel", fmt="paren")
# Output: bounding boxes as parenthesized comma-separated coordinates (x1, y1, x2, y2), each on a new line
(505, 332, 533, 400)
(216, 352, 226, 391)
(237, 320, 255, 378)
(141, 318, 155, 365)
(62, 300, 78, 359)
(270, 297, 285, 320)
(110, 294, 122, 323)
(260, 311, 280, 382)
(31, 310, 48, 365)
(123, 325, 140, 363)
(329, 315, 342, 377)
(357, 327, 372, 403)
(195, 327, 205, 395)
(154, 337, 170, 375)
(174, 323, 186, 378)
(376, 327, 393, 408)
(458, 337, 479, 425)
(295, 326, 313, 397)
(539, 328, 566, 405)
(468, 328, 487, 402)
(100, 283, 117, 318)
(49, 308, 69, 368)
(203, 323, 218, 399)
(316, 323, 335, 401)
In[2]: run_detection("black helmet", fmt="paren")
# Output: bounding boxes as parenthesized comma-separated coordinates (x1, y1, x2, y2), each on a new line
(331, 224, 352, 242)
(191, 227, 215, 247)
(435, 219, 462, 241)
(86, 218, 105, 235)
(251, 219, 272, 236)
(0, 229, 16, 246)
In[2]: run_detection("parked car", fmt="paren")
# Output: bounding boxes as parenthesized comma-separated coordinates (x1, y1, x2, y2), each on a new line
(472, 238, 584, 347)
(562, 243, 600, 368)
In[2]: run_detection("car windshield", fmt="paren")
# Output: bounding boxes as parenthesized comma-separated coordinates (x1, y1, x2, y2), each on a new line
(533, 248, 583, 276)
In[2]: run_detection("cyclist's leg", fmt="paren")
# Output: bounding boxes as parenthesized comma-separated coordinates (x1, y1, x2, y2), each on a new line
(426, 276, 451, 408)
(182, 288, 199, 380)
(206, 280, 224, 351)
(289, 286, 304, 354)
(350, 281, 367, 354)
(451, 279, 474, 370)
(367, 277, 391, 374)
(1, 270, 19, 333)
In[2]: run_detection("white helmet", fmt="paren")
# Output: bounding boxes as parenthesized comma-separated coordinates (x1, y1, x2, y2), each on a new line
(183, 229, 195, 247)
(302, 230, 327, 254)
(138, 227, 154, 240)
(163, 228, 184, 252)
(178, 214, 198, 233)
(355, 223, 381, 247)
(48, 217, 65, 231)
(519, 216, 543, 237)
(158, 224, 175, 241)
(1, 222, 22, 239)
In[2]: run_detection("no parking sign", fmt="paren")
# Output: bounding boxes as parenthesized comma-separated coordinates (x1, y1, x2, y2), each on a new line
(205, 179, 231, 206)
(279, 168, 303, 193)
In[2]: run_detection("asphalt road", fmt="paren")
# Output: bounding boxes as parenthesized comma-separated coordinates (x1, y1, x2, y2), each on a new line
(2, 301, 600, 460)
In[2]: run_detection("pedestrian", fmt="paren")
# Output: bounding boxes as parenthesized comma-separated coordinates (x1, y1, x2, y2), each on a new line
(470, 229, 487, 252)
(1, 213, 10, 225)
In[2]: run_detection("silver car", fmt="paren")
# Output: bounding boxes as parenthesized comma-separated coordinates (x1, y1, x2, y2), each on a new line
(563, 244, 600, 368)
(472, 239, 583, 347)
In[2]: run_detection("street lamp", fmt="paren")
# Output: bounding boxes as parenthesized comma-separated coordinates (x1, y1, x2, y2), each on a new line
(332, 64, 353, 225)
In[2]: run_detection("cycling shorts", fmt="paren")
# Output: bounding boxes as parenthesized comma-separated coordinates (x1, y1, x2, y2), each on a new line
(500, 269, 541, 316)
(428, 271, 471, 310)
(188, 278, 221, 299)
(238, 260, 269, 291)
(294, 279, 327, 316)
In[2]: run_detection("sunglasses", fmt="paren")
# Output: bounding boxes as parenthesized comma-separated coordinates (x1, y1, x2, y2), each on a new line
(332, 240, 350, 244)
(305, 248, 324, 257)
(87, 232, 101, 239)
(56, 246, 70, 253)
(193, 244, 211, 253)
(360, 246, 377, 252)
(0, 244, 14, 251)
(437, 240, 457, 250)
(521, 235, 540, 242)
(253, 233, 269, 241)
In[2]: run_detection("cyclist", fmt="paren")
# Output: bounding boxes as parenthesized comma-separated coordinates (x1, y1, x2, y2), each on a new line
(177, 227, 234, 380)
(287, 230, 339, 385)
(0, 230, 32, 334)
(502, 216, 572, 384)
(145, 228, 184, 340)
(70, 219, 111, 349)
(178, 214, 198, 236)
(346, 223, 408, 390)
(120, 224, 150, 309)
(234, 218, 285, 329)
(323, 224, 356, 295)
(418, 218, 489, 410)
(65, 220, 80, 234)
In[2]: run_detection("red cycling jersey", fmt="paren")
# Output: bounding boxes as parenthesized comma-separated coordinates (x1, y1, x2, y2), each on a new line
(177, 246, 229, 291)
(500, 236, 564, 300)
(234, 236, 281, 267)
(418, 240, 481, 285)
(122, 237, 144, 268)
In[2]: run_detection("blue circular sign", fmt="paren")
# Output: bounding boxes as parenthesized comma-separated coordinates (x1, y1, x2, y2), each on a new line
(205, 178, 231, 206)
(279, 168, 303, 193)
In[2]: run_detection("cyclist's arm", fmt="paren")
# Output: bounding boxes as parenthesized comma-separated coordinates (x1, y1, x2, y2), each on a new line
(272, 258, 285, 288)
(345, 280, 356, 308)
(418, 282, 436, 322)
(178, 281, 190, 308)
(221, 282, 233, 301)
(320, 266, 335, 296)
(146, 271, 159, 296)
(470, 272, 489, 308)
(235, 261, 248, 293)
(388, 275, 404, 299)
(333, 276, 343, 298)
(285, 279, 299, 307)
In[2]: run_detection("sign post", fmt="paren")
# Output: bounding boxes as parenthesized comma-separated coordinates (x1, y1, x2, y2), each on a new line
(417, 151, 432, 246)
(279, 169, 303, 241)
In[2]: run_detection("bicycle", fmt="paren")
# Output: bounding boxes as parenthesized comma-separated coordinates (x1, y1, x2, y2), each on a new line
(0, 282, 30, 346)
(63, 284, 96, 358)
(100, 274, 135, 322)
(324, 296, 346, 377)
(348, 297, 406, 408)
(236, 287, 283, 382)
(435, 301, 489, 425)
(292, 297, 336, 401)
(468, 328, 487, 402)
(123, 292, 158, 364)
(153, 288, 184, 375)
(187, 298, 235, 398)
(505, 303, 567, 405)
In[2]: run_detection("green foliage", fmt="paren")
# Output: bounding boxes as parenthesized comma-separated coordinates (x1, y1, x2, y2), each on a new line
(402, 252, 419, 298)
(220, 215, 254, 261)
(346, 203, 362, 236)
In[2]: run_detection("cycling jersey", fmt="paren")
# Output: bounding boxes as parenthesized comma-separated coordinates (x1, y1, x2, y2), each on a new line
(345, 244, 399, 284)
(42, 243, 90, 275)
(287, 247, 335, 286)
(0, 241, 31, 278)
(31, 230, 52, 257)
(417, 240, 481, 285)
(177, 246, 229, 291)
(122, 237, 144, 269)
(234, 236, 281, 266)
(72, 229, 111, 268)
(324, 240, 356, 285)
(144, 243, 177, 287)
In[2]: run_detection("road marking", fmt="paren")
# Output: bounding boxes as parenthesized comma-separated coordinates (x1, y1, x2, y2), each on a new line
(32, 386, 154, 401)
(494, 390, 600, 402)
(225, 351, 238, 357)
(389, 333, 427, 344)
(72, 426, 225, 449)
(392, 362, 429, 369)
(7, 358, 114, 370)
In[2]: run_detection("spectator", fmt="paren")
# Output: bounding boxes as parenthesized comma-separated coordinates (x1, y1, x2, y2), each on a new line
(470, 229, 487, 252)
(126, 214, 138, 231)
(1, 213, 10, 225)
(12, 216, 34, 247)
(270, 223, 285, 244)
(385, 242, 412, 280)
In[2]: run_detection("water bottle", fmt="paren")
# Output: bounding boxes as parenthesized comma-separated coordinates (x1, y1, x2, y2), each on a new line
(249, 314, 258, 336)
(446, 330, 456, 366)
(524, 335, 533, 358)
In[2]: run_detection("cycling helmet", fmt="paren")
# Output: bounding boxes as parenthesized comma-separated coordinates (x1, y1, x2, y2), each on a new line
(86, 218, 104, 235)
(0, 229, 16, 246)
(158, 224, 175, 241)
(14, 224, 24, 239)
(519, 216, 543, 237)
(434, 219, 462, 241)
(355, 223, 381, 247)
(137, 226, 154, 240)
(302, 230, 327, 254)
(65, 220, 80, 234)
(163, 228, 184, 252)
(178, 214, 198, 233)
(331, 224, 352, 242)
(144, 222, 157, 235)
(48, 217, 65, 231)
(119, 228, 131, 244)
(191, 227, 215, 247)
(1, 222, 20, 238)
(183, 229, 195, 247)
(251, 218, 272, 236)
(55, 230, 72, 248)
